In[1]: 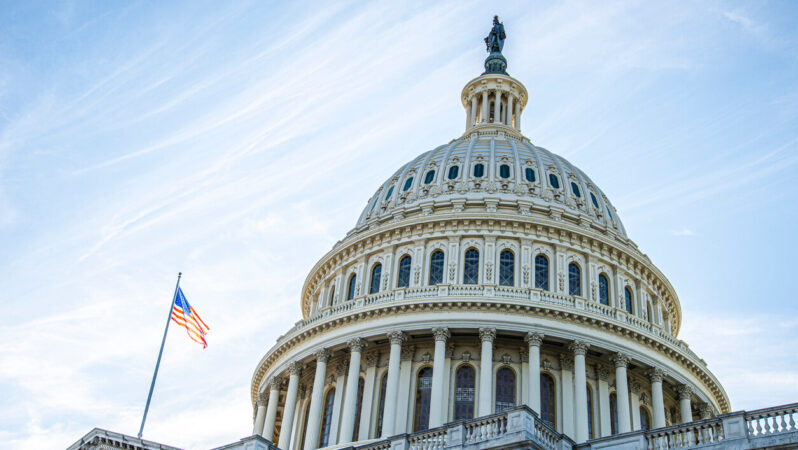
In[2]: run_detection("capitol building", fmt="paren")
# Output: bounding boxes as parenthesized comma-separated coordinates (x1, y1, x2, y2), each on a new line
(70, 17, 797, 450)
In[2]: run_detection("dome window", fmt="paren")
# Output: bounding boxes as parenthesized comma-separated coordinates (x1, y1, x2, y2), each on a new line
(403, 177, 414, 191)
(590, 192, 599, 208)
(384, 186, 394, 201)
(605, 206, 613, 220)
(369, 197, 379, 211)
(549, 174, 560, 189)
(463, 248, 479, 284)
(525, 168, 536, 183)
(571, 182, 581, 198)
(568, 263, 581, 296)
(448, 165, 460, 180)
(429, 250, 445, 285)
(473, 163, 485, 178)
(424, 170, 436, 184)
(499, 164, 510, 179)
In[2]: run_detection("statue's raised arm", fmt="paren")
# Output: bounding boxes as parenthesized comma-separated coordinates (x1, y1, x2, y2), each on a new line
(484, 15, 506, 54)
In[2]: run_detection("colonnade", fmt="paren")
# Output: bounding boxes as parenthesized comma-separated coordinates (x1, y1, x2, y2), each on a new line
(466, 87, 522, 130)
(253, 328, 704, 449)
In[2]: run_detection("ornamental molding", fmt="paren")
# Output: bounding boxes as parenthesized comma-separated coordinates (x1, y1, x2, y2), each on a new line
(525, 331, 544, 347)
(432, 327, 451, 342)
(647, 367, 666, 383)
(251, 298, 726, 414)
(479, 327, 497, 342)
(569, 340, 589, 356)
(678, 384, 693, 400)
(314, 348, 331, 363)
(365, 350, 380, 367)
(595, 364, 610, 381)
(288, 361, 303, 376)
(611, 352, 631, 368)
(269, 376, 283, 390)
(348, 337, 366, 352)
(559, 354, 574, 371)
(401, 345, 416, 361)
(388, 330, 407, 345)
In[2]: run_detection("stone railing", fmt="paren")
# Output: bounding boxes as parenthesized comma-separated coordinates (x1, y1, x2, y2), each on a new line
(352, 406, 573, 450)
(574, 402, 798, 450)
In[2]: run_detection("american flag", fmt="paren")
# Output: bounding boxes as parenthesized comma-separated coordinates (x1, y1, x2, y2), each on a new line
(171, 287, 209, 348)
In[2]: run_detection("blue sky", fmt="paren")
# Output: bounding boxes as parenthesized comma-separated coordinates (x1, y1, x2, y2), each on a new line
(1, 1, 797, 448)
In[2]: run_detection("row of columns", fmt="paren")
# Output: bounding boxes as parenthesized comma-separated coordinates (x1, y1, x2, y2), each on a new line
(254, 329, 700, 448)
(467, 89, 521, 130)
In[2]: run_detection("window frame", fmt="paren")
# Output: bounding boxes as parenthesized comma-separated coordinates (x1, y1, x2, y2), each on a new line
(369, 263, 382, 295)
(463, 248, 480, 285)
(499, 249, 514, 287)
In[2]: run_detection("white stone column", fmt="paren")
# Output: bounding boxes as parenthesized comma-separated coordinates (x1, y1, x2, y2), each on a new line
(481, 90, 489, 122)
(514, 100, 521, 130)
(429, 327, 450, 428)
(339, 338, 365, 444)
(520, 347, 529, 405)
(329, 360, 348, 445)
(395, 345, 415, 433)
(493, 91, 501, 123)
(470, 97, 477, 128)
(571, 341, 590, 443)
(253, 392, 268, 436)
(596, 365, 611, 437)
(262, 377, 282, 440)
(358, 351, 379, 440)
(678, 385, 693, 424)
(611, 353, 632, 434)
(507, 95, 514, 127)
(442, 344, 454, 422)
(303, 349, 331, 450)
(526, 332, 543, 413)
(630, 381, 642, 430)
(278, 362, 302, 450)
(381, 331, 405, 437)
(647, 368, 666, 428)
(478, 327, 496, 416)
(560, 354, 575, 438)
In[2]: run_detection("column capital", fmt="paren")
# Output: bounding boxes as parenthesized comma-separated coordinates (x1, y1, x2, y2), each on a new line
(257, 391, 269, 406)
(365, 350, 380, 367)
(525, 331, 544, 347)
(559, 353, 574, 371)
(479, 327, 497, 342)
(400, 344, 416, 361)
(348, 337, 366, 352)
(387, 330, 407, 345)
(432, 327, 451, 342)
(630, 380, 642, 395)
(699, 403, 714, 419)
(569, 340, 590, 356)
(519, 346, 529, 363)
(677, 384, 693, 401)
(335, 360, 349, 377)
(446, 343, 455, 359)
(595, 363, 610, 381)
(611, 352, 631, 368)
(269, 376, 283, 390)
(314, 348, 332, 363)
(288, 361, 303, 377)
(646, 367, 666, 383)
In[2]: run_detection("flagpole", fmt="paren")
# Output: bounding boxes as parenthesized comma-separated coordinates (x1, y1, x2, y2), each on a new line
(138, 272, 182, 439)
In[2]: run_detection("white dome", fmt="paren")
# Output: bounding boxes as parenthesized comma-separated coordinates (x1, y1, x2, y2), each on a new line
(355, 133, 627, 239)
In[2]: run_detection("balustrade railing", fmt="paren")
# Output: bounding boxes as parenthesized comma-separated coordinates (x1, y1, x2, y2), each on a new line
(745, 403, 798, 437)
(408, 428, 447, 449)
(463, 413, 508, 443)
(645, 418, 724, 449)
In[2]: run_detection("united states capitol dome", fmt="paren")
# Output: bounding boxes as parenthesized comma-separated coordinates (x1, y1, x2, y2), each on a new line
(248, 17, 735, 450)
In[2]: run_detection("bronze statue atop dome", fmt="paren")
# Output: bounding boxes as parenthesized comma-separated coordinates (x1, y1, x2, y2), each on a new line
(485, 15, 506, 54)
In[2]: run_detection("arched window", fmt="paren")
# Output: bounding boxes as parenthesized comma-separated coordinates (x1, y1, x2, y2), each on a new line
(384, 186, 394, 201)
(589, 192, 599, 208)
(571, 182, 582, 198)
(495, 367, 516, 412)
(535, 255, 549, 291)
(473, 163, 485, 178)
(347, 274, 357, 300)
(549, 173, 560, 189)
(453, 365, 476, 420)
(569, 263, 581, 296)
(319, 388, 336, 447)
(329, 285, 335, 305)
(413, 367, 433, 432)
(610, 392, 618, 435)
(640, 406, 651, 431)
(369, 264, 382, 294)
(598, 274, 610, 306)
(587, 385, 594, 439)
(540, 373, 556, 426)
(403, 177, 414, 191)
(376, 373, 388, 437)
(463, 248, 479, 284)
(429, 250, 444, 285)
(448, 165, 459, 180)
(525, 167, 536, 183)
(499, 250, 514, 286)
(353, 377, 365, 439)
(424, 170, 436, 184)
(397, 255, 411, 288)
(625, 287, 634, 313)
(499, 164, 510, 179)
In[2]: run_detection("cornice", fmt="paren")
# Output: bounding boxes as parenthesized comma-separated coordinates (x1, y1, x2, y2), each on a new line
(299, 212, 682, 334)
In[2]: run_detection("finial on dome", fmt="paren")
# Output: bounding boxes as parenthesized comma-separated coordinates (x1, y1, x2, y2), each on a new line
(483, 15, 508, 75)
